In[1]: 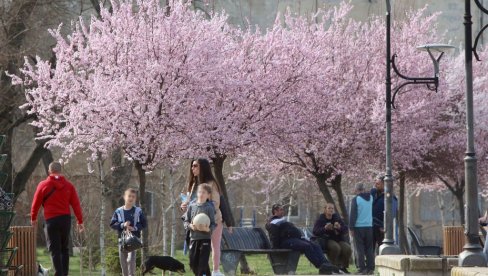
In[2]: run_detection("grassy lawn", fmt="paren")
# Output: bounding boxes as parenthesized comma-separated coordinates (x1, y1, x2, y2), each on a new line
(37, 248, 359, 275)
(37, 248, 96, 276)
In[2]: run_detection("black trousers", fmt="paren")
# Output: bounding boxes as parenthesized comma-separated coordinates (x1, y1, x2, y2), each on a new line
(373, 225, 384, 250)
(189, 239, 211, 276)
(45, 215, 71, 276)
(353, 227, 374, 272)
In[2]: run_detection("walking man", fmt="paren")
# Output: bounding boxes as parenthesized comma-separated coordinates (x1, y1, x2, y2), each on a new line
(31, 162, 84, 276)
(350, 183, 374, 274)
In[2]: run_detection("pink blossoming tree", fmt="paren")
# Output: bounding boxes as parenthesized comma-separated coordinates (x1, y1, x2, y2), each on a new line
(12, 0, 234, 256)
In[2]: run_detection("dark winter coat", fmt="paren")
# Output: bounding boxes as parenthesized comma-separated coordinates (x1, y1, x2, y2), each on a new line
(265, 215, 303, 249)
(312, 213, 348, 242)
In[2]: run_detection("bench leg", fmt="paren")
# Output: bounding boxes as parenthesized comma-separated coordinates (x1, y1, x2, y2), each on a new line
(268, 251, 300, 275)
(221, 251, 241, 276)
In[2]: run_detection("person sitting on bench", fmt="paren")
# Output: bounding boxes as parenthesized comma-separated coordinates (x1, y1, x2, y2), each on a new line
(265, 204, 340, 275)
(313, 203, 351, 273)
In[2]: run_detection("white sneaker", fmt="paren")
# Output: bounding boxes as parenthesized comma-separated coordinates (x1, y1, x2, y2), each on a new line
(212, 271, 225, 276)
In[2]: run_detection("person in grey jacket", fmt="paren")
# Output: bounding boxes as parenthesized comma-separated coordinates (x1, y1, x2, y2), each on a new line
(183, 184, 216, 276)
(349, 183, 374, 275)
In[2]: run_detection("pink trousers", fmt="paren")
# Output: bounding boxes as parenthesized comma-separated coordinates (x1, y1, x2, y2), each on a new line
(211, 221, 223, 271)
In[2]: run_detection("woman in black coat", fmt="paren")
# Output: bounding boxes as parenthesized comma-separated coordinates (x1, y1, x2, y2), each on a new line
(313, 203, 352, 273)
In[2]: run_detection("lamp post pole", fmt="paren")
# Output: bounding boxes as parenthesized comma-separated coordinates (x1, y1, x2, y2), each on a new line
(380, 0, 402, 255)
(379, 0, 452, 255)
(459, 0, 486, 266)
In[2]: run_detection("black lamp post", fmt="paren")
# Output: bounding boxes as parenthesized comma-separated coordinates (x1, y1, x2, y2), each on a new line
(380, 0, 454, 255)
(458, 0, 488, 267)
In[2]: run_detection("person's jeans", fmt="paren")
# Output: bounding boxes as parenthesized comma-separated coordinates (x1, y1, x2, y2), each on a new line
(353, 227, 375, 272)
(45, 215, 71, 276)
(118, 245, 136, 276)
(281, 238, 328, 268)
(189, 239, 212, 276)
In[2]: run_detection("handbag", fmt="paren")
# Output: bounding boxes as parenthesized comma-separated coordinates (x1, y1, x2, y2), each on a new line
(219, 194, 233, 227)
(121, 230, 143, 252)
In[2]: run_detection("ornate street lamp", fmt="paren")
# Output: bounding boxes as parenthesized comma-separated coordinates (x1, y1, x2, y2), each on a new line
(458, 0, 488, 267)
(380, 0, 454, 255)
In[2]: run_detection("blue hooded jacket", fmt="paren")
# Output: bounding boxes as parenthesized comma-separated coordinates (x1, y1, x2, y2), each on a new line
(349, 192, 373, 228)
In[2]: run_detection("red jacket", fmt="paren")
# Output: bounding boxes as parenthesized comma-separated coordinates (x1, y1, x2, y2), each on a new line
(31, 175, 83, 224)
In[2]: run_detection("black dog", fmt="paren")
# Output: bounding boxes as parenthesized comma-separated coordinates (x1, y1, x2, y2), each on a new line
(142, 256, 185, 275)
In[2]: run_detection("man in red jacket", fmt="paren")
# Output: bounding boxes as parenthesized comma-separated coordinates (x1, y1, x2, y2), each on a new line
(31, 162, 84, 276)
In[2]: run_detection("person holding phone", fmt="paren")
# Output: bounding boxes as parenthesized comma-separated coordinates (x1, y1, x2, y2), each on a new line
(313, 203, 351, 273)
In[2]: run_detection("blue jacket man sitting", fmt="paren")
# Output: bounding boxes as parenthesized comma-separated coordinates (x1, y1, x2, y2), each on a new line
(266, 204, 339, 275)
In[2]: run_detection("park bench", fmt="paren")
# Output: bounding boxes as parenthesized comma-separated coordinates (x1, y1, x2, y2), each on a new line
(220, 227, 300, 276)
(408, 227, 442, 255)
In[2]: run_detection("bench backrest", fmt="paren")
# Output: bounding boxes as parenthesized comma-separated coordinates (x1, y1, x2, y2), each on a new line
(408, 227, 423, 248)
(222, 227, 271, 250)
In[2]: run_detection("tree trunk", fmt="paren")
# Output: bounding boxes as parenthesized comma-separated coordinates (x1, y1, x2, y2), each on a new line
(287, 181, 296, 221)
(455, 190, 465, 225)
(97, 159, 106, 276)
(169, 168, 177, 257)
(330, 174, 349, 223)
(109, 148, 133, 209)
(2, 131, 52, 200)
(88, 244, 93, 274)
(211, 155, 252, 274)
(135, 161, 149, 260)
(436, 191, 447, 227)
(211, 155, 236, 225)
(41, 149, 54, 175)
(398, 173, 410, 254)
(160, 170, 168, 255)
(315, 173, 335, 205)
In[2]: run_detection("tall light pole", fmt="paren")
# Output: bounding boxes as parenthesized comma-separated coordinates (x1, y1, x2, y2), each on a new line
(380, 0, 454, 255)
(459, 0, 488, 267)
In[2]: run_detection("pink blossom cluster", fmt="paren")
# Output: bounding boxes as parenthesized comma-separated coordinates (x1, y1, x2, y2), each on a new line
(10, 0, 488, 191)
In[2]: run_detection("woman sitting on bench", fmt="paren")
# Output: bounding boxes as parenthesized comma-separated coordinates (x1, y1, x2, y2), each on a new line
(313, 203, 352, 273)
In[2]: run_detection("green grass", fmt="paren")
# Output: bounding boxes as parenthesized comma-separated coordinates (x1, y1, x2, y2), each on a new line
(37, 247, 358, 275)
(37, 248, 96, 276)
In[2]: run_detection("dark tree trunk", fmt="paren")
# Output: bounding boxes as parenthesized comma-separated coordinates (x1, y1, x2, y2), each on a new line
(41, 149, 54, 175)
(109, 148, 133, 209)
(11, 140, 53, 198)
(135, 161, 148, 259)
(330, 174, 349, 223)
(211, 155, 252, 274)
(211, 155, 236, 225)
(398, 173, 410, 254)
(455, 189, 465, 226)
(0, 0, 51, 200)
(436, 174, 465, 225)
(2, 129, 52, 201)
(315, 173, 335, 205)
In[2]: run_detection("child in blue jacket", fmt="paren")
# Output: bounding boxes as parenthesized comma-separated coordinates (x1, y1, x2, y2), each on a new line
(110, 188, 147, 276)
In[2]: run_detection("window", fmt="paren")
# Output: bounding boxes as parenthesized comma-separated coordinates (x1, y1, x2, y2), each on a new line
(282, 195, 299, 217)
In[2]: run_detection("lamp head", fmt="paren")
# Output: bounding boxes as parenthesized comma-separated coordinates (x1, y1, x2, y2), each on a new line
(417, 44, 455, 77)
(417, 44, 456, 54)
